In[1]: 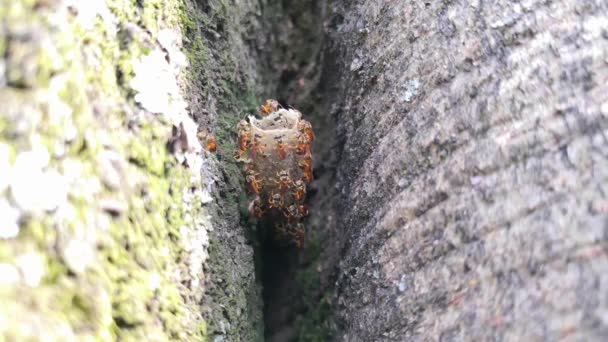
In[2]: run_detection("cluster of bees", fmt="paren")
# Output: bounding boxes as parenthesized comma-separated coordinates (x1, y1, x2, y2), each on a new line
(234, 100, 314, 248)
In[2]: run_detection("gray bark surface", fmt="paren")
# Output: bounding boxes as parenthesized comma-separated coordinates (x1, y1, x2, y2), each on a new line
(315, 0, 608, 340)
(4, 0, 608, 340)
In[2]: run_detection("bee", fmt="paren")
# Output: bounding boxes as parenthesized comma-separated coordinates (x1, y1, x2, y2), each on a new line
(274, 170, 292, 190)
(268, 193, 283, 209)
(298, 158, 313, 183)
(293, 180, 306, 201)
(298, 204, 309, 217)
(237, 131, 250, 154)
(237, 119, 250, 134)
(234, 150, 252, 164)
(235, 121, 251, 159)
(205, 136, 217, 152)
(259, 99, 280, 117)
(297, 120, 314, 142)
(302, 171, 312, 183)
(283, 204, 300, 221)
(274, 134, 287, 160)
(197, 132, 217, 152)
(250, 133, 266, 159)
(295, 133, 310, 155)
(245, 170, 263, 194)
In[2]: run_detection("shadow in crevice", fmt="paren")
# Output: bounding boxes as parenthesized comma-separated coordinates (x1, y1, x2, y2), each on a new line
(253, 0, 332, 341)
(260, 238, 301, 342)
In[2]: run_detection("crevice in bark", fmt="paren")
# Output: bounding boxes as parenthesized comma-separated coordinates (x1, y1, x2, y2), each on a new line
(253, 0, 335, 340)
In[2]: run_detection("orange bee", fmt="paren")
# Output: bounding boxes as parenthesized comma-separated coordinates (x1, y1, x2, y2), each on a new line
(283, 204, 300, 221)
(237, 131, 250, 154)
(250, 133, 265, 159)
(237, 119, 250, 132)
(245, 170, 263, 194)
(295, 133, 309, 155)
(298, 204, 309, 217)
(235, 120, 251, 158)
(293, 180, 306, 201)
(259, 99, 280, 117)
(197, 132, 218, 152)
(298, 158, 313, 183)
(274, 134, 287, 160)
(274, 170, 292, 190)
(297, 120, 314, 142)
(205, 136, 217, 152)
(302, 172, 312, 183)
(268, 193, 283, 209)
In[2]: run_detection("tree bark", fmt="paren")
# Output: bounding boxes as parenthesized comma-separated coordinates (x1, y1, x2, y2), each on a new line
(3, 0, 608, 340)
(314, 0, 608, 340)
(0, 0, 277, 340)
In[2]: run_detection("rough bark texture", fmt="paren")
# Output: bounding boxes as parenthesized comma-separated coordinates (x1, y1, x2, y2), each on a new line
(0, 0, 283, 340)
(3, 0, 608, 341)
(313, 0, 608, 340)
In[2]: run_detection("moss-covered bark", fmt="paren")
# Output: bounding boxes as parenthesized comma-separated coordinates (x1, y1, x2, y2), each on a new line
(0, 0, 272, 340)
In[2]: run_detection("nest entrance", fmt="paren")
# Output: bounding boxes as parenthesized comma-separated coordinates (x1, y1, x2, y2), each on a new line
(249, 109, 300, 131)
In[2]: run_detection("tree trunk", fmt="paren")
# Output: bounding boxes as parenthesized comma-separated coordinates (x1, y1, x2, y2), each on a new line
(2, 0, 607, 341)
(312, 0, 608, 340)
(0, 0, 279, 340)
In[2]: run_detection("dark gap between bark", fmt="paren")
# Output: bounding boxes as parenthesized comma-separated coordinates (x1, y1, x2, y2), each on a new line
(254, 0, 332, 340)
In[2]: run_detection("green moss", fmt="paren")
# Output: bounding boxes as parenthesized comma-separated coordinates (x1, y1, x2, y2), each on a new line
(179, 11, 213, 91)
(1, 0, 207, 340)
(19, 218, 58, 252)
(127, 124, 169, 176)
(177, 2, 271, 339)
(106, 0, 138, 24)
(0, 117, 8, 138)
